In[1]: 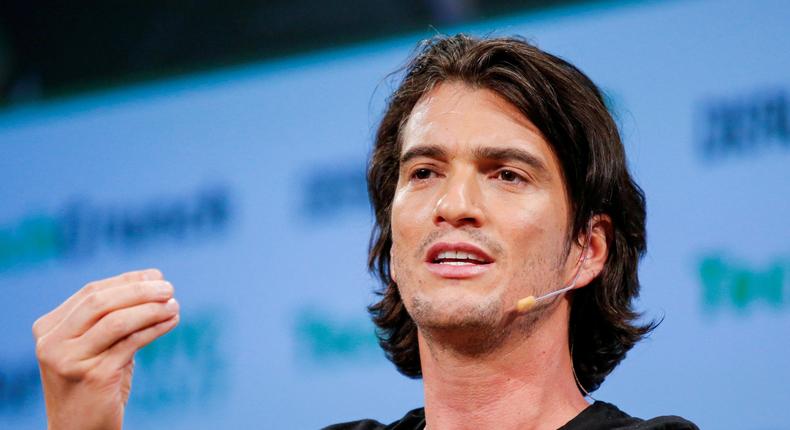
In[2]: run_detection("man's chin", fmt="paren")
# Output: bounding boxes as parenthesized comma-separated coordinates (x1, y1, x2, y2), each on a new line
(406, 291, 549, 355)
(408, 293, 504, 330)
(411, 299, 511, 356)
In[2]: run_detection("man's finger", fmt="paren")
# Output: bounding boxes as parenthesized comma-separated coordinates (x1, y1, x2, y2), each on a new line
(32, 269, 163, 339)
(98, 314, 180, 373)
(55, 280, 174, 339)
(77, 299, 179, 358)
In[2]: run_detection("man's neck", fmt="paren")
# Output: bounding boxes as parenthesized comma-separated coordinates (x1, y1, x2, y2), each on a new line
(419, 302, 589, 430)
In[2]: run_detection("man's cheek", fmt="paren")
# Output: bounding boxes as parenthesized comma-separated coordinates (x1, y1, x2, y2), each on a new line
(390, 242, 405, 284)
(390, 252, 398, 283)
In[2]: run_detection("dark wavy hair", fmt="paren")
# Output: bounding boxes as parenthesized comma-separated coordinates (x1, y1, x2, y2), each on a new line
(367, 34, 656, 393)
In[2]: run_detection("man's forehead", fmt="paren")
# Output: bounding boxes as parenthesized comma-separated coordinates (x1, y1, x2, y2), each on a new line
(400, 82, 552, 161)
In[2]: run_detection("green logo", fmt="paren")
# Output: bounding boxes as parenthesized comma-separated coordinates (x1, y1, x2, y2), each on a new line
(129, 309, 227, 411)
(0, 215, 61, 271)
(293, 307, 380, 366)
(0, 187, 231, 274)
(699, 254, 787, 314)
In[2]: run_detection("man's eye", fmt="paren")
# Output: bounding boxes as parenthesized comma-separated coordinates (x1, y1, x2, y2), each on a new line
(412, 168, 434, 180)
(498, 170, 521, 182)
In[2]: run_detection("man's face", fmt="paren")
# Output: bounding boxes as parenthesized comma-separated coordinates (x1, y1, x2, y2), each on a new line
(390, 82, 574, 335)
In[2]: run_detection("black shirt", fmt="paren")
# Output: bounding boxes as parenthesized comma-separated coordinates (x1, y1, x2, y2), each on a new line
(323, 401, 698, 430)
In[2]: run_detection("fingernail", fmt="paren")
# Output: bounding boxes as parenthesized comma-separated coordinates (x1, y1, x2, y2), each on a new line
(165, 298, 179, 313)
(143, 269, 162, 281)
(155, 282, 173, 297)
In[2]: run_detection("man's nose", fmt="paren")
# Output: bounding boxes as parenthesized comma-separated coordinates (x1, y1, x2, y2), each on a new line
(432, 169, 484, 228)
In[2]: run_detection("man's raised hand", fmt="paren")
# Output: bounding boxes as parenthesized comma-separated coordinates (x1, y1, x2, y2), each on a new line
(33, 269, 180, 430)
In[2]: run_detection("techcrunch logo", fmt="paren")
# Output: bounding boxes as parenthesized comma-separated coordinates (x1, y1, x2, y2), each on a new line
(0, 186, 231, 273)
(699, 254, 788, 314)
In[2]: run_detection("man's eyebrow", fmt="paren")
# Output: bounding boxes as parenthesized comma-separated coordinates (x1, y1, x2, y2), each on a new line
(473, 146, 549, 176)
(400, 145, 448, 165)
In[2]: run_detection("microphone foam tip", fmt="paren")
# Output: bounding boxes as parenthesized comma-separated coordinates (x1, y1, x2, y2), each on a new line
(516, 296, 537, 313)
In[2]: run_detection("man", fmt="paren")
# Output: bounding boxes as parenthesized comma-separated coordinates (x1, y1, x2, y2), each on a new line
(33, 35, 697, 429)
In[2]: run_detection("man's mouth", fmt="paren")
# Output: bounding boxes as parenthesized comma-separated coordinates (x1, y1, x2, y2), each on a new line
(425, 242, 494, 278)
(433, 250, 491, 265)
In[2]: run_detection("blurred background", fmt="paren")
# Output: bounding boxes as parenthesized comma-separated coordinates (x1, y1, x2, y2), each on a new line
(0, 0, 788, 428)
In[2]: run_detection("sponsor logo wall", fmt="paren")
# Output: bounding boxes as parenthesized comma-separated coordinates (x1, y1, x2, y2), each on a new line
(1, 0, 788, 428)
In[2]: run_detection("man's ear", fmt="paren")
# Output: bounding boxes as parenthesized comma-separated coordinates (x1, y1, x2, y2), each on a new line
(571, 214, 611, 289)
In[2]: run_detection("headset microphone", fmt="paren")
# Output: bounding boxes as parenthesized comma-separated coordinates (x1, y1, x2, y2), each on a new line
(515, 227, 592, 314)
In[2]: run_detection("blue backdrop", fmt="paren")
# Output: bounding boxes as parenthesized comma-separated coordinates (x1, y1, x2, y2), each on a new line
(1, 0, 788, 428)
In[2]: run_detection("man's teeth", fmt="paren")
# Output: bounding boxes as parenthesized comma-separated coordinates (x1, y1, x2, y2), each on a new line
(435, 250, 485, 264)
